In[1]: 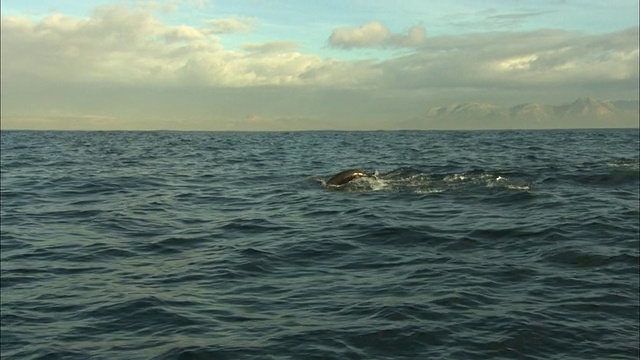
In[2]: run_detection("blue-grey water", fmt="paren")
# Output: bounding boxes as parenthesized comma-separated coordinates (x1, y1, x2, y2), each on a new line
(1, 129, 639, 360)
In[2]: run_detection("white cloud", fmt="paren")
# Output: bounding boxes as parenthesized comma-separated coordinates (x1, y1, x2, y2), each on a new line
(329, 21, 426, 48)
(203, 16, 256, 34)
(498, 55, 539, 70)
(1, 3, 637, 131)
(329, 21, 390, 48)
(1, 4, 378, 87)
(243, 41, 298, 53)
(2, 3, 636, 93)
(375, 28, 639, 91)
(163, 25, 207, 42)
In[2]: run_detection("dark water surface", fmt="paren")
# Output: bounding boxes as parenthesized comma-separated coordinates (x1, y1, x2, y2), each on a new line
(1, 129, 639, 359)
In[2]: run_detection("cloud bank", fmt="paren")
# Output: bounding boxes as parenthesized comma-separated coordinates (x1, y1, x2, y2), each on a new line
(328, 21, 427, 48)
(1, 2, 638, 130)
(2, 3, 635, 91)
(1, 4, 376, 87)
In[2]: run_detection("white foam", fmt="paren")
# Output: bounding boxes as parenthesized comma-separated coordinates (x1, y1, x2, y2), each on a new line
(444, 174, 466, 182)
(415, 188, 444, 194)
(504, 184, 531, 191)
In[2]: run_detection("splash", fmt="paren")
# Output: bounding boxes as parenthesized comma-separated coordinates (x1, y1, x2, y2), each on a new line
(323, 167, 532, 194)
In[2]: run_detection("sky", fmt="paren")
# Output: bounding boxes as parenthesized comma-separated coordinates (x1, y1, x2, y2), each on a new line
(1, 0, 638, 130)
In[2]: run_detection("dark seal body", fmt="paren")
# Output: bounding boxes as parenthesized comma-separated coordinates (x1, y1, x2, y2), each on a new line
(326, 169, 369, 186)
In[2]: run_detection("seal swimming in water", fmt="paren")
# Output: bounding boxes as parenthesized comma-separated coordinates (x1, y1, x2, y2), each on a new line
(326, 169, 371, 186)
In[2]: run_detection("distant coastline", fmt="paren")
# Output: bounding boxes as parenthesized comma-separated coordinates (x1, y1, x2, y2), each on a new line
(1, 97, 638, 131)
(402, 97, 640, 130)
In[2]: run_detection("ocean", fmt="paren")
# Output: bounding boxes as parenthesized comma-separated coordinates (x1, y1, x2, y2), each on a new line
(1, 129, 638, 360)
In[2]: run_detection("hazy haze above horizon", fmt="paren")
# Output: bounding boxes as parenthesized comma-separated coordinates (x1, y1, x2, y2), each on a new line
(1, 0, 638, 130)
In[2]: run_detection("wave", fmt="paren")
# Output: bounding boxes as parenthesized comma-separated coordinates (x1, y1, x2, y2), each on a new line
(320, 156, 639, 194)
(319, 167, 532, 194)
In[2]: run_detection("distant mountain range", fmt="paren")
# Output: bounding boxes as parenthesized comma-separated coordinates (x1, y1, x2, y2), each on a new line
(402, 97, 639, 130)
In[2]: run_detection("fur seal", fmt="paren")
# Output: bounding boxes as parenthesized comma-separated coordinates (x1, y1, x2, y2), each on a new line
(326, 169, 371, 186)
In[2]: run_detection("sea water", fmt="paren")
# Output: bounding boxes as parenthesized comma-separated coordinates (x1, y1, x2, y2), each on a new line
(1, 129, 638, 359)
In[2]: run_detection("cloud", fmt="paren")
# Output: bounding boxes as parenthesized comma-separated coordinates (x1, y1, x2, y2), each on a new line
(1, 4, 170, 84)
(2, 3, 636, 94)
(163, 25, 207, 42)
(488, 11, 548, 24)
(444, 8, 549, 31)
(243, 41, 298, 53)
(203, 16, 256, 34)
(375, 28, 639, 92)
(1, 2, 637, 131)
(328, 21, 426, 49)
(1, 4, 379, 87)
